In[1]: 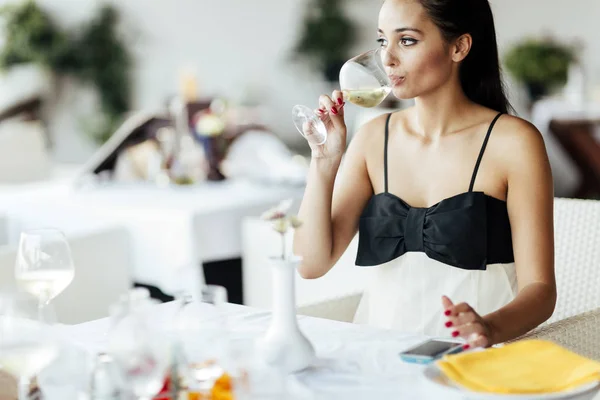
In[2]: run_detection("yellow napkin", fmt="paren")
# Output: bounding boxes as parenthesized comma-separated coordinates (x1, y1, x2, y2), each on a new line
(437, 339, 600, 394)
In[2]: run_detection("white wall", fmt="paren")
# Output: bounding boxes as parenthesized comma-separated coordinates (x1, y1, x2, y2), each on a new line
(0, 0, 597, 162)
(491, 0, 600, 115)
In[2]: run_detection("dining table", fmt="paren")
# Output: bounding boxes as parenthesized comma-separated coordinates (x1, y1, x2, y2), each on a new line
(57, 300, 600, 400)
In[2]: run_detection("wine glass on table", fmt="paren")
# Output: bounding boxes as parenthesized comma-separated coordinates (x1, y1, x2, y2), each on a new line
(107, 298, 171, 400)
(177, 285, 229, 397)
(14, 229, 75, 322)
(0, 292, 59, 400)
(292, 48, 392, 145)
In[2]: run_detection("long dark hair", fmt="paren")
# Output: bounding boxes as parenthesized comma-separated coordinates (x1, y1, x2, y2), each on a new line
(418, 0, 513, 114)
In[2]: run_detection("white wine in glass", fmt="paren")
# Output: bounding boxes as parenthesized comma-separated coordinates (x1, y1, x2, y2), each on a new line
(15, 229, 75, 320)
(16, 270, 74, 301)
(341, 87, 392, 108)
(292, 48, 391, 145)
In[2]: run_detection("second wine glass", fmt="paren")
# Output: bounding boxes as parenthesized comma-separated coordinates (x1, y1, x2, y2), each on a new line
(176, 285, 229, 396)
(14, 229, 75, 321)
(0, 291, 59, 400)
(292, 48, 391, 145)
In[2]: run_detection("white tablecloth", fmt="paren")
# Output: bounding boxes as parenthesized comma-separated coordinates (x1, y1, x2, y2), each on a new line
(61, 301, 444, 399)
(0, 178, 304, 294)
(60, 301, 600, 400)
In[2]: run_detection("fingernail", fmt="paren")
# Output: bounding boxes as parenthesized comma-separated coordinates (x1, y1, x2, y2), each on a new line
(444, 321, 453, 328)
(330, 107, 338, 115)
(444, 310, 451, 316)
(462, 344, 470, 350)
(318, 108, 325, 114)
(337, 97, 343, 105)
(452, 330, 459, 337)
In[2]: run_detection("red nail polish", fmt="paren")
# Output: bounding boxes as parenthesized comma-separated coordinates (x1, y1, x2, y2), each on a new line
(330, 107, 338, 115)
(462, 344, 470, 350)
(337, 97, 343, 105)
(452, 330, 459, 337)
(444, 321, 453, 328)
(444, 310, 451, 316)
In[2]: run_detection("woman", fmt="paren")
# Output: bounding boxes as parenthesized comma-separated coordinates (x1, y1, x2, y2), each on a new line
(293, 0, 556, 349)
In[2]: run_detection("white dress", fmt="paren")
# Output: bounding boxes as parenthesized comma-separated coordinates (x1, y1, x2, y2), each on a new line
(353, 252, 517, 337)
(353, 112, 517, 337)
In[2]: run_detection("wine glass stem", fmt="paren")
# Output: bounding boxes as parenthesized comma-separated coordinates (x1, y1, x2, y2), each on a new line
(37, 300, 45, 323)
(18, 376, 31, 400)
(37, 291, 50, 323)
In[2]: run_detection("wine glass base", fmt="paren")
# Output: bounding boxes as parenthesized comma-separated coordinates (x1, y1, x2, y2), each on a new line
(292, 105, 327, 145)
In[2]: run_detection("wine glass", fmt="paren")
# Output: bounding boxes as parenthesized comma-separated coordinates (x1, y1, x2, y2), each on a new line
(14, 229, 75, 321)
(227, 335, 289, 400)
(107, 299, 171, 400)
(37, 343, 95, 400)
(176, 285, 229, 396)
(0, 291, 59, 400)
(292, 48, 392, 145)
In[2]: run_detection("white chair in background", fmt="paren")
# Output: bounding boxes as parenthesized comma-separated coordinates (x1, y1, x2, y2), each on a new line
(0, 226, 133, 324)
(513, 197, 600, 360)
(0, 119, 51, 183)
(544, 197, 600, 324)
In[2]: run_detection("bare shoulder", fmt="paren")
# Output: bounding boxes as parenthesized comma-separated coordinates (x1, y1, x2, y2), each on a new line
(347, 112, 391, 161)
(351, 112, 389, 143)
(350, 108, 411, 147)
(491, 114, 550, 170)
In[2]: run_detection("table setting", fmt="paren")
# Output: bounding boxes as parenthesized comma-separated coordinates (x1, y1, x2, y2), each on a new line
(44, 294, 600, 400)
(2, 203, 600, 400)
(3, 285, 600, 400)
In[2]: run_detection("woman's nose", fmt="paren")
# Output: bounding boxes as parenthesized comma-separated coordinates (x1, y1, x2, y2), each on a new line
(381, 48, 398, 68)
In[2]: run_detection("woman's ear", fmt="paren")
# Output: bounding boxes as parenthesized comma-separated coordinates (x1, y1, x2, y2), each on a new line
(452, 34, 472, 63)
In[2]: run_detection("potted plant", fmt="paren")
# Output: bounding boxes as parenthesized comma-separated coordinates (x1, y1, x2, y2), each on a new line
(0, 0, 132, 145)
(292, 0, 356, 82)
(504, 37, 576, 103)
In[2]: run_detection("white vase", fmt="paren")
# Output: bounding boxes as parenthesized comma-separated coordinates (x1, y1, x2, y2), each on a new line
(258, 255, 315, 373)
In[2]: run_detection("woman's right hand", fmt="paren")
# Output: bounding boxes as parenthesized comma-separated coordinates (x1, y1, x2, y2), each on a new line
(305, 90, 347, 160)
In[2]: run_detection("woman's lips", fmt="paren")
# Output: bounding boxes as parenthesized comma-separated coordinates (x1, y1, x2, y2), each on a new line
(389, 75, 405, 87)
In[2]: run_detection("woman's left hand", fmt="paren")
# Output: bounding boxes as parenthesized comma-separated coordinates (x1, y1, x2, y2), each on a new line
(442, 295, 493, 349)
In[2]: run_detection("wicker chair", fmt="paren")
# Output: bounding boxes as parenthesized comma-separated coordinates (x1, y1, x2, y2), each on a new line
(514, 307, 600, 361)
(545, 197, 600, 325)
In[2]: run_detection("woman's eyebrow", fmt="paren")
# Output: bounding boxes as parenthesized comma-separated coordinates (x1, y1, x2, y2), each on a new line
(377, 27, 424, 34)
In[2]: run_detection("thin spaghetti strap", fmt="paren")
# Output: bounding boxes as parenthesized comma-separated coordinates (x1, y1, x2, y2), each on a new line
(469, 112, 503, 192)
(384, 113, 392, 193)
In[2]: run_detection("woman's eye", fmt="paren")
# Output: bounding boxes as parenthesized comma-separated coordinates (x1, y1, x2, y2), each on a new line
(376, 38, 388, 47)
(400, 38, 418, 46)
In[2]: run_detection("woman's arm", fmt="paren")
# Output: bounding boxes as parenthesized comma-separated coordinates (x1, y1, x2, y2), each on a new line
(444, 116, 556, 347)
(294, 114, 381, 279)
(482, 117, 556, 344)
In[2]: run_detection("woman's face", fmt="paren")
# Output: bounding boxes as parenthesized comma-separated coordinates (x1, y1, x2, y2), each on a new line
(378, 0, 456, 99)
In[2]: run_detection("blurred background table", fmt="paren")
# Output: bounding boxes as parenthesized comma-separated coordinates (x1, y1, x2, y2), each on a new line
(0, 177, 304, 305)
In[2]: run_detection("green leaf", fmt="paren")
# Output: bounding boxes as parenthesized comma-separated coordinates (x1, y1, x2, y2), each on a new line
(0, 1, 132, 145)
(292, 0, 356, 75)
(504, 38, 575, 87)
